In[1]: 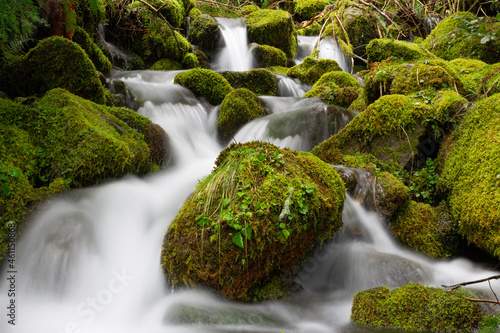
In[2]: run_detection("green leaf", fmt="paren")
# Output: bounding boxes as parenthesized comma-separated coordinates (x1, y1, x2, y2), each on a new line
(480, 36, 491, 44)
(242, 227, 252, 240)
(496, 13, 500, 21)
(210, 234, 217, 242)
(223, 198, 231, 208)
(282, 229, 290, 239)
(1, 184, 11, 196)
(232, 233, 244, 248)
(196, 214, 210, 227)
(279, 222, 286, 229)
(8, 168, 20, 178)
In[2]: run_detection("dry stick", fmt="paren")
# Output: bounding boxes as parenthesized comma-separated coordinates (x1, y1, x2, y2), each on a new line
(466, 297, 500, 305)
(489, 279, 499, 302)
(442, 274, 500, 290)
(314, 17, 332, 57)
(197, 0, 242, 14)
(95, 27, 112, 56)
(486, 131, 500, 144)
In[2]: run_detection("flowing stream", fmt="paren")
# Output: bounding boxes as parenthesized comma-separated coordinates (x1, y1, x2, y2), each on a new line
(2, 20, 500, 333)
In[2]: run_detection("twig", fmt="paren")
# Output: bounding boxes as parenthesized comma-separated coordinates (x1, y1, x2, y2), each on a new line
(486, 131, 500, 144)
(466, 297, 500, 305)
(442, 274, 500, 290)
(96, 27, 112, 56)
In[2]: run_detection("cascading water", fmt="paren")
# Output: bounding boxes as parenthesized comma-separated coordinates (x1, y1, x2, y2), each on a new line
(296, 36, 351, 73)
(213, 18, 254, 71)
(2, 43, 500, 333)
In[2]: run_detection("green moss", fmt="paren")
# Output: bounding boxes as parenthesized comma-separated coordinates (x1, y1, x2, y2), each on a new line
(348, 93, 367, 112)
(18, 36, 106, 104)
(143, 0, 185, 28)
(422, 12, 500, 64)
(448, 58, 489, 99)
(187, 14, 220, 52)
(288, 56, 342, 86)
(432, 89, 468, 124)
(293, 0, 329, 21)
(390, 201, 458, 258)
(217, 88, 267, 142)
(147, 17, 191, 62)
(246, 9, 297, 59)
(188, 7, 202, 21)
(174, 68, 233, 105)
(182, 53, 200, 69)
(220, 69, 278, 96)
(304, 71, 361, 107)
(440, 93, 500, 259)
(162, 141, 345, 301)
(75, 0, 106, 37)
(239, 5, 260, 16)
(194, 49, 209, 68)
(366, 38, 435, 64)
(351, 283, 482, 332)
(297, 22, 321, 36)
(150, 58, 182, 71)
(73, 26, 112, 76)
(250, 43, 287, 68)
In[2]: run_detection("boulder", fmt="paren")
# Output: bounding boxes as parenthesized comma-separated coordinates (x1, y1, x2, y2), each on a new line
(366, 38, 435, 64)
(304, 71, 361, 107)
(293, 0, 329, 21)
(162, 141, 345, 301)
(220, 68, 278, 96)
(187, 14, 220, 52)
(288, 56, 342, 86)
(352, 283, 482, 332)
(245, 9, 298, 59)
(174, 68, 233, 105)
(73, 26, 112, 75)
(249, 43, 287, 68)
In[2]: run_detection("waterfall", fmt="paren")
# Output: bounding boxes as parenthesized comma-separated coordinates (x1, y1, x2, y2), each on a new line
(213, 18, 254, 71)
(2, 68, 500, 333)
(296, 36, 351, 73)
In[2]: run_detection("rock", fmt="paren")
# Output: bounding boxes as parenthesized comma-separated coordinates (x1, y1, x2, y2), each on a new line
(73, 26, 112, 76)
(366, 38, 435, 64)
(293, 0, 329, 21)
(246, 9, 298, 59)
(440, 93, 500, 259)
(181, 53, 200, 69)
(150, 58, 182, 71)
(162, 141, 345, 301)
(220, 68, 278, 96)
(422, 12, 500, 64)
(288, 56, 342, 86)
(187, 14, 220, 52)
(351, 283, 482, 332)
(139, 0, 185, 28)
(174, 68, 233, 105)
(304, 71, 361, 107)
(249, 43, 287, 68)
(217, 88, 267, 143)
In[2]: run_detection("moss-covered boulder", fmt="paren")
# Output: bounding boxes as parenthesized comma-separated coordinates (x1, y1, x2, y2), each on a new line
(246, 9, 298, 59)
(0, 89, 162, 188)
(288, 56, 343, 86)
(440, 93, 500, 258)
(217, 88, 267, 143)
(162, 141, 345, 301)
(174, 69, 233, 105)
(73, 26, 112, 76)
(182, 53, 200, 69)
(220, 69, 278, 96)
(136, 0, 185, 28)
(293, 0, 329, 21)
(304, 71, 361, 107)
(351, 283, 483, 332)
(249, 43, 287, 68)
(366, 38, 435, 64)
(312, 94, 434, 169)
(187, 14, 221, 52)
(16, 36, 106, 104)
(422, 12, 500, 64)
(150, 58, 182, 71)
(390, 201, 459, 258)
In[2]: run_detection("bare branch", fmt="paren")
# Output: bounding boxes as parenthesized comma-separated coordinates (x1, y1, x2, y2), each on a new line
(442, 275, 500, 290)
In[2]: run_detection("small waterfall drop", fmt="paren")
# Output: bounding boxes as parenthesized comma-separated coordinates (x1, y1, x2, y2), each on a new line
(296, 36, 351, 73)
(213, 18, 254, 71)
(276, 74, 310, 97)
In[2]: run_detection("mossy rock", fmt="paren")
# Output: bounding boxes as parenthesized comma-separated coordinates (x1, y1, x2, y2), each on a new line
(293, 0, 329, 21)
(75, 0, 106, 37)
(245, 9, 298, 59)
(147, 18, 191, 62)
(138, 0, 185, 28)
(304, 71, 361, 107)
(73, 26, 112, 76)
(0, 89, 160, 188)
(217, 88, 267, 143)
(390, 201, 459, 258)
(17, 36, 106, 104)
(351, 283, 483, 332)
(174, 68, 233, 105)
(448, 58, 489, 99)
(194, 49, 209, 69)
(366, 38, 435, 64)
(220, 69, 278, 96)
(187, 14, 220, 52)
(422, 12, 500, 64)
(188, 7, 202, 21)
(432, 89, 468, 125)
(249, 43, 287, 68)
(150, 58, 182, 71)
(288, 56, 343, 86)
(239, 5, 260, 16)
(296, 22, 321, 36)
(312, 94, 434, 169)
(440, 93, 500, 258)
(182, 53, 200, 69)
(162, 141, 345, 301)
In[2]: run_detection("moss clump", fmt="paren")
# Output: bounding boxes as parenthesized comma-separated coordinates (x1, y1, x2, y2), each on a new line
(288, 56, 343, 86)
(390, 201, 459, 258)
(187, 14, 220, 52)
(293, 0, 329, 21)
(162, 141, 345, 301)
(174, 68, 233, 105)
(432, 89, 468, 125)
(17, 36, 106, 104)
(217, 88, 267, 142)
(351, 283, 482, 332)
(246, 9, 297, 59)
(297, 22, 321, 36)
(366, 38, 435, 64)
(220, 69, 278, 96)
(140, 0, 185, 28)
(150, 58, 182, 71)
(73, 26, 112, 76)
(239, 5, 260, 16)
(182, 53, 200, 69)
(194, 49, 209, 68)
(312, 94, 433, 168)
(249, 43, 287, 68)
(440, 93, 500, 258)
(422, 12, 500, 64)
(304, 71, 361, 107)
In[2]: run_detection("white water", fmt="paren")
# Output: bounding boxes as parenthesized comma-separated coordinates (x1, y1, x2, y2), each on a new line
(213, 18, 254, 71)
(296, 36, 351, 73)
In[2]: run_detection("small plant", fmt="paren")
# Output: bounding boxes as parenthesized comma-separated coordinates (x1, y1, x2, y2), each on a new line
(407, 158, 440, 205)
(456, 14, 500, 44)
(0, 167, 21, 197)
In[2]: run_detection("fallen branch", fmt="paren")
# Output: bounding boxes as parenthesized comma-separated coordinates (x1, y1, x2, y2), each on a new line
(466, 297, 500, 305)
(442, 274, 500, 290)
